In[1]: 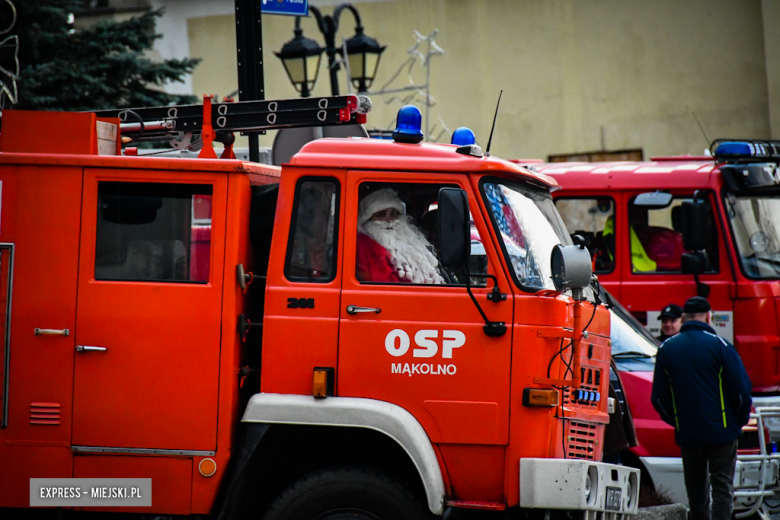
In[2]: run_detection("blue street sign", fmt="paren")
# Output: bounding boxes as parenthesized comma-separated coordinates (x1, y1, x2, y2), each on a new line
(261, 0, 308, 16)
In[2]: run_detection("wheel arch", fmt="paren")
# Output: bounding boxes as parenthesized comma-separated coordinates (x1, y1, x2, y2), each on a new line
(241, 393, 446, 515)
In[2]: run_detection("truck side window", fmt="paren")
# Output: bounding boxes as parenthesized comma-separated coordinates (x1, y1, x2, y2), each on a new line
(285, 179, 339, 282)
(554, 198, 615, 273)
(95, 182, 213, 283)
(355, 182, 488, 286)
(628, 196, 718, 274)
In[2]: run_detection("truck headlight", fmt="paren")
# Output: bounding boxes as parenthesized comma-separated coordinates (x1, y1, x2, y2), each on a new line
(586, 465, 599, 505)
(626, 480, 632, 507)
(585, 473, 592, 500)
(627, 471, 638, 509)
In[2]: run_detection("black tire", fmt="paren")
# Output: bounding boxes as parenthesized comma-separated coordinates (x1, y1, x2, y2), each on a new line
(262, 466, 432, 520)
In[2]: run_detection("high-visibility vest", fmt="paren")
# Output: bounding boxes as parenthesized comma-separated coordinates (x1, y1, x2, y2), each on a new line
(603, 217, 615, 261)
(630, 227, 657, 272)
(602, 217, 657, 272)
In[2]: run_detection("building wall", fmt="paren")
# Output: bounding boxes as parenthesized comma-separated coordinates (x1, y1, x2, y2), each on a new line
(762, 0, 780, 139)
(151, 0, 773, 158)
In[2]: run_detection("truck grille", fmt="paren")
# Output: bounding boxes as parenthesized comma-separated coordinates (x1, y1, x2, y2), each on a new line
(566, 420, 596, 460)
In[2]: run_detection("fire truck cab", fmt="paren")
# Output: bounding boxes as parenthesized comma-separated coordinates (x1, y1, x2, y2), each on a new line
(537, 142, 780, 409)
(0, 103, 638, 518)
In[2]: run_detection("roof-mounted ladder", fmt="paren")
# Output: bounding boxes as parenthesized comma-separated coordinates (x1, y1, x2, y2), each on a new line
(92, 94, 371, 159)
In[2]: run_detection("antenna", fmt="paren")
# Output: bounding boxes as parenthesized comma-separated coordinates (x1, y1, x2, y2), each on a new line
(485, 90, 502, 156)
(691, 112, 711, 148)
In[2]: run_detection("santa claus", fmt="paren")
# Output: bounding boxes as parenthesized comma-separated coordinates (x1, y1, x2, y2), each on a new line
(356, 188, 445, 284)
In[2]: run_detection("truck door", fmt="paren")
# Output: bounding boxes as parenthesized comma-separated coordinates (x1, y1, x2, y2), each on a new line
(620, 192, 734, 340)
(337, 172, 514, 446)
(0, 165, 83, 507)
(71, 169, 226, 451)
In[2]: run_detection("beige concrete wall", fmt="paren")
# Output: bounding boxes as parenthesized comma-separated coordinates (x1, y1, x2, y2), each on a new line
(187, 0, 771, 158)
(762, 0, 780, 139)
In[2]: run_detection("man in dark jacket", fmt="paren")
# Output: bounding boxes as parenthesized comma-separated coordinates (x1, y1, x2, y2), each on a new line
(651, 296, 752, 520)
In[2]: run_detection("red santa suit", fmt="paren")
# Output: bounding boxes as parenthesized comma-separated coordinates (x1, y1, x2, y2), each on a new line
(356, 232, 404, 283)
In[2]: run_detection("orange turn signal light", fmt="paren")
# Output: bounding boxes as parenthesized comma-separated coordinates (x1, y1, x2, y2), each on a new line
(522, 388, 559, 407)
(313, 367, 334, 399)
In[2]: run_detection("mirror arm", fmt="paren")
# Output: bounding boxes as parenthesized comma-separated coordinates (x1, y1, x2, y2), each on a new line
(464, 265, 507, 337)
(693, 273, 711, 298)
(468, 273, 507, 302)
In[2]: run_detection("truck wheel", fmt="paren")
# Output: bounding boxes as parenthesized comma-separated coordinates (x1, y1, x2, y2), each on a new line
(262, 466, 432, 520)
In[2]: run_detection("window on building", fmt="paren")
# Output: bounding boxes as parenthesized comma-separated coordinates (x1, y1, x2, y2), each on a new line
(628, 196, 718, 274)
(356, 182, 488, 286)
(286, 179, 339, 282)
(95, 182, 212, 283)
(554, 198, 615, 273)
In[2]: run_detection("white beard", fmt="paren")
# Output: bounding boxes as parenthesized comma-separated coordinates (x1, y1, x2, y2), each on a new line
(362, 217, 444, 284)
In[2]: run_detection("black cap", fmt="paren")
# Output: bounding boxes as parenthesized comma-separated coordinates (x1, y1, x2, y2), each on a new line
(658, 304, 683, 320)
(683, 296, 711, 313)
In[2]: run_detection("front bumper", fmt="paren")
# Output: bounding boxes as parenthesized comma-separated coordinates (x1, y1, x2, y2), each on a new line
(641, 408, 780, 518)
(752, 398, 780, 441)
(733, 407, 780, 518)
(520, 459, 640, 518)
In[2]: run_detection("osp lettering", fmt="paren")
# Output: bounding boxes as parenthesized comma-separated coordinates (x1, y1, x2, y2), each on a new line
(384, 329, 465, 358)
(386, 329, 464, 376)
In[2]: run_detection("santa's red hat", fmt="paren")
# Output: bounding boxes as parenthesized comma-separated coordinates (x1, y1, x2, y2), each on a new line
(358, 188, 405, 226)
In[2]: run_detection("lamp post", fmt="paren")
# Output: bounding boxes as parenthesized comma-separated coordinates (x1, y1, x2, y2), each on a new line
(276, 3, 385, 97)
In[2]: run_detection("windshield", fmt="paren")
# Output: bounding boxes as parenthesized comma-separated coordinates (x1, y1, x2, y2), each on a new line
(483, 181, 571, 291)
(610, 310, 658, 358)
(725, 193, 780, 279)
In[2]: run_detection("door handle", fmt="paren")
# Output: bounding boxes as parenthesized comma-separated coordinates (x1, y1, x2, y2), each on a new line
(346, 305, 381, 315)
(34, 328, 70, 336)
(76, 345, 107, 352)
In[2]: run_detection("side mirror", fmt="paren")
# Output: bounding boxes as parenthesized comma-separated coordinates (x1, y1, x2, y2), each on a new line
(438, 188, 470, 269)
(681, 199, 708, 251)
(681, 252, 706, 275)
(634, 191, 673, 209)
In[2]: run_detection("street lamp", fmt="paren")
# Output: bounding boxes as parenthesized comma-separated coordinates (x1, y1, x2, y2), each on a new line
(343, 26, 386, 92)
(276, 3, 385, 96)
(274, 18, 324, 98)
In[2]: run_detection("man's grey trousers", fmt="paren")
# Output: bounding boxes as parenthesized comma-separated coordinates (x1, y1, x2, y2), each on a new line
(682, 439, 738, 520)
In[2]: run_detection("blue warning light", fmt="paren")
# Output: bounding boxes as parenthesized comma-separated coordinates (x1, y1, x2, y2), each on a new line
(392, 105, 424, 144)
(715, 142, 754, 157)
(451, 127, 476, 146)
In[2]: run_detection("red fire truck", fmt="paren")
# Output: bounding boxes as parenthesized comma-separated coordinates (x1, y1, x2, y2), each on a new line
(536, 145, 780, 514)
(536, 145, 780, 401)
(0, 98, 638, 518)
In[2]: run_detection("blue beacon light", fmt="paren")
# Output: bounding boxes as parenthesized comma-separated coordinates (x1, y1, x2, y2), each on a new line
(451, 127, 476, 146)
(392, 105, 424, 144)
(715, 142, 755, 157)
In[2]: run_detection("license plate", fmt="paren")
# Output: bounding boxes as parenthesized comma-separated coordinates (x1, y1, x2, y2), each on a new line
(605, 486, 622, 511)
